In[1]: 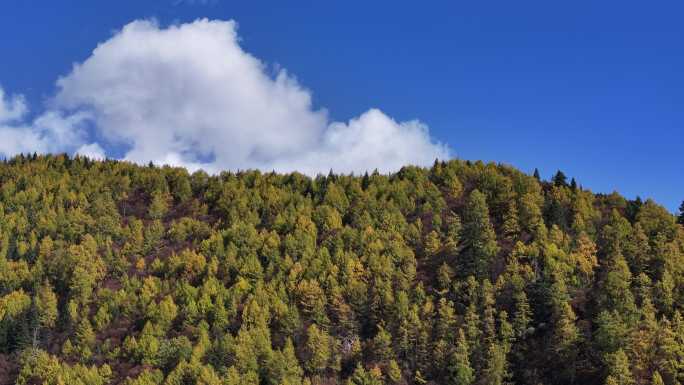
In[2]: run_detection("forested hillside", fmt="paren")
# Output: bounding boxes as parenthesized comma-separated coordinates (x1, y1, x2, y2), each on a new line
(0, 154, 683, 385)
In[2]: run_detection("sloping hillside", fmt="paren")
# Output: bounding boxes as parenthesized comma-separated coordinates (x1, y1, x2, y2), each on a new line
(0, 154, 682, 385)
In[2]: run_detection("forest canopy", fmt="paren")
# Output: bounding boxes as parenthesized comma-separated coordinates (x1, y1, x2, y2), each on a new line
(0, 153, 682, 385)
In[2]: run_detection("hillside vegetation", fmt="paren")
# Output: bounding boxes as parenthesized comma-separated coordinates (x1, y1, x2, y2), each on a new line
(0, 154, 683, 385)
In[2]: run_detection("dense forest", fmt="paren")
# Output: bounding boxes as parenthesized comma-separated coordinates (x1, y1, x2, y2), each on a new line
(0, 154, 683, 385)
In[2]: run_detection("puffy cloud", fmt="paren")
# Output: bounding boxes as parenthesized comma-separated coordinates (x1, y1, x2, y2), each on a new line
(2, 19, 450, 174)
(0, 88, 41, 155)
(265, 109, 447, 174)
(75, 143, 106, 160)
(0, 87, 28, 123)
(0, 123, 48, 157)
(0, 87, 89, 157)
(54, 19, 326, 171)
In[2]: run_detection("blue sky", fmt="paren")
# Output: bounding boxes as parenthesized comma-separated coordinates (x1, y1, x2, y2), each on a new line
(0, 0, 682, 211)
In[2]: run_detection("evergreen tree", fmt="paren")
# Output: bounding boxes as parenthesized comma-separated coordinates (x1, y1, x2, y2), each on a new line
(372, 326, 393, 365)
(437, 263, 454, 293)
(533, 168, 541, 181)
(651, 371, 665, 385)
(386, 359, 402, 384)
(304, 324, 332, 375)
(481, 342, 509, 385)
(424, 230, 442, 257)
(607, 261, 637, 317)
(502, 202, 520, 241)
(447, 329, 474, 385)
(605, 349, 634, 385)
(461, 189, 499, 279)
(444, 211, 462, 255)
(34, 282, 58, 330)
(553, 170, 568, 187)
(512, 291, 532, 338)
(148, 190, 169, 220)
(347, 363, 383, 385)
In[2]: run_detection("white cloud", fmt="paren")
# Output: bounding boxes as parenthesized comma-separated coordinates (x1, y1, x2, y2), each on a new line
(0, 86, 90, 157)
(75, 143, 106, 160)
(265, 108, 447, 174)
(2, 19, 450, 173)
(0, 87, 28, 123)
